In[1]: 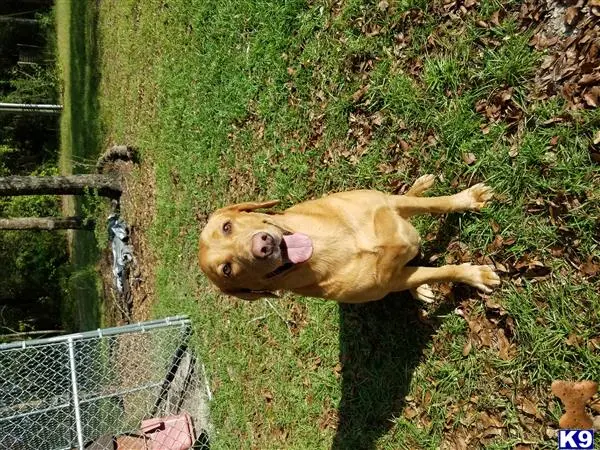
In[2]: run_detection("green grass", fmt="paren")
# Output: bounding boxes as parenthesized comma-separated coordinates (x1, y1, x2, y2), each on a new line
(56, 0, 103, 331)
(94, 0, 599, 448)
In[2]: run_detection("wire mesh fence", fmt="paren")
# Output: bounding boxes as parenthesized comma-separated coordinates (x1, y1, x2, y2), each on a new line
(0, 316, 211, 450)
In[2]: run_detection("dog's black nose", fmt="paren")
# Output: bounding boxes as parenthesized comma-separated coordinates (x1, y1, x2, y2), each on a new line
(251, 232, 275, 259)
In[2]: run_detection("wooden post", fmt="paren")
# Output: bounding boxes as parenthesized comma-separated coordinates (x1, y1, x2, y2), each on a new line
(0, 174, 122, 198)
(0, 217, 94, 230)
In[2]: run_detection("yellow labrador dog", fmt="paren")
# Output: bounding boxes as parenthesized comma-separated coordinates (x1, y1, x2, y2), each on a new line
(198, 175, 500, 303)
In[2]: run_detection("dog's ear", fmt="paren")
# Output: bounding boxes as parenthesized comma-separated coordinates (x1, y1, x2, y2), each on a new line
(216, 200, 280, 214)
(223, 288, 279, 301)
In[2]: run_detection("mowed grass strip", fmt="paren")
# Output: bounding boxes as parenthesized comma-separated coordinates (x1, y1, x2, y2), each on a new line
(55, 0, 104, 331)
(96, 0, 600, 448)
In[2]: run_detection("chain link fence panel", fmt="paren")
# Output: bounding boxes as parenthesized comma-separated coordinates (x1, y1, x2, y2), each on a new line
(0, 316, 211, 449)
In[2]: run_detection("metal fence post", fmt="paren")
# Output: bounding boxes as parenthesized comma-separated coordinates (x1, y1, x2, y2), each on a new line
(67, 337, 85, 450)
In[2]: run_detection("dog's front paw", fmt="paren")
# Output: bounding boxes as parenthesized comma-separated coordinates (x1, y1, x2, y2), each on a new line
(460, 264, 501, 293)
(460, 183, 494, 210)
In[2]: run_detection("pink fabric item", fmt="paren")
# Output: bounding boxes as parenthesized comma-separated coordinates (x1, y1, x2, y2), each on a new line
(140, 413, 195, 450)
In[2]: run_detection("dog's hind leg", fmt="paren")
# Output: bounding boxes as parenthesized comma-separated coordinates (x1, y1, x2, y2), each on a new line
(405, 174, 435, 197)
(392, 263, 500, 293)
(391, 183, 494, 217)
(410, 284, 436, 303)
(405, 175, 438, 302)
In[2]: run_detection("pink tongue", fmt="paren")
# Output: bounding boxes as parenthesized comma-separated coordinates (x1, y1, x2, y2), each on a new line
(282, 233, 313, 264)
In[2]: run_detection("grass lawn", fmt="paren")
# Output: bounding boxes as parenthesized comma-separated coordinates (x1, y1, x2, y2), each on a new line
(55, 0, 104, 331)
(94, 0, 599, 448)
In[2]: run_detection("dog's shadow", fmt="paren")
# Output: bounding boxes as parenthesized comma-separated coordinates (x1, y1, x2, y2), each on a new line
(332, 215, 463, 449)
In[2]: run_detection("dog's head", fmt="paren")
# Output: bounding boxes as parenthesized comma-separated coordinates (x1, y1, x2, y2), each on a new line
(198, 200, 312, 300)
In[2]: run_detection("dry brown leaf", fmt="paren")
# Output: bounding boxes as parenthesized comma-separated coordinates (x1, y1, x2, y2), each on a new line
(497, 329, 513, 360)
(478, 330, 492, 347)
(310, 356, 322, 370)
(463, 339, 473, 356)
(351, 85, 368, 103)
(494, 261, 509, 272)
(404, 406, 419, 419)
(587, 337, 600, 351)
(519, 397, 541, 419)
(378, 0, 389, 11)
(318, 407, 338, 431)
(490, 220, 501, 234)
(378, 162, 395, 174)
(490, 234, 504, 251)
(490, 10, 501, 26)
(566, 333, 584, 347)
(371, 112, 384, 126)
(333, 362, 343, 379)
(565, 6, 581, 25)
(580, 256, 599, 276)
(423, 391, 432, 407)
(516, 256, 552, 279)
(583, 87, 600, 107)
(479, 411, 504, 429)
(441, 428, 469, 450)
(462, 152, 477, 165)
(580, 73, 600, 85)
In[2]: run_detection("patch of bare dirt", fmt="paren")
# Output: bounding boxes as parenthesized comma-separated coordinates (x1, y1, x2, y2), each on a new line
(120, 160, 157, 322)
(100, 157, 157, 324)
(522, 0, 600, 108)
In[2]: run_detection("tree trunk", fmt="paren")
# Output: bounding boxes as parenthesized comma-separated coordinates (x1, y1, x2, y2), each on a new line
(0, 174, 122, 198)
(0, 17, 39, 26)
(0, 217, 94, 230)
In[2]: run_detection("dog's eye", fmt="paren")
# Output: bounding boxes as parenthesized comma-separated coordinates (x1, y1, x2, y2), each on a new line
(222, 263, 232, 277)
(222, 221, 232, 234)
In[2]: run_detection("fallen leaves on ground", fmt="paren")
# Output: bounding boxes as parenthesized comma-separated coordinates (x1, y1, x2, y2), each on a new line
(435, 0, 481, 18)
(524, 0, 600, 109)
(580, 255, 600, 277)
(289, 302, 309, 336)
(440, 406, 509, 449)
(321, 111, 388, 166)
(475, 87, 524, 133)
(318, 399, 339, 431)
(463, 305, 517, 361)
